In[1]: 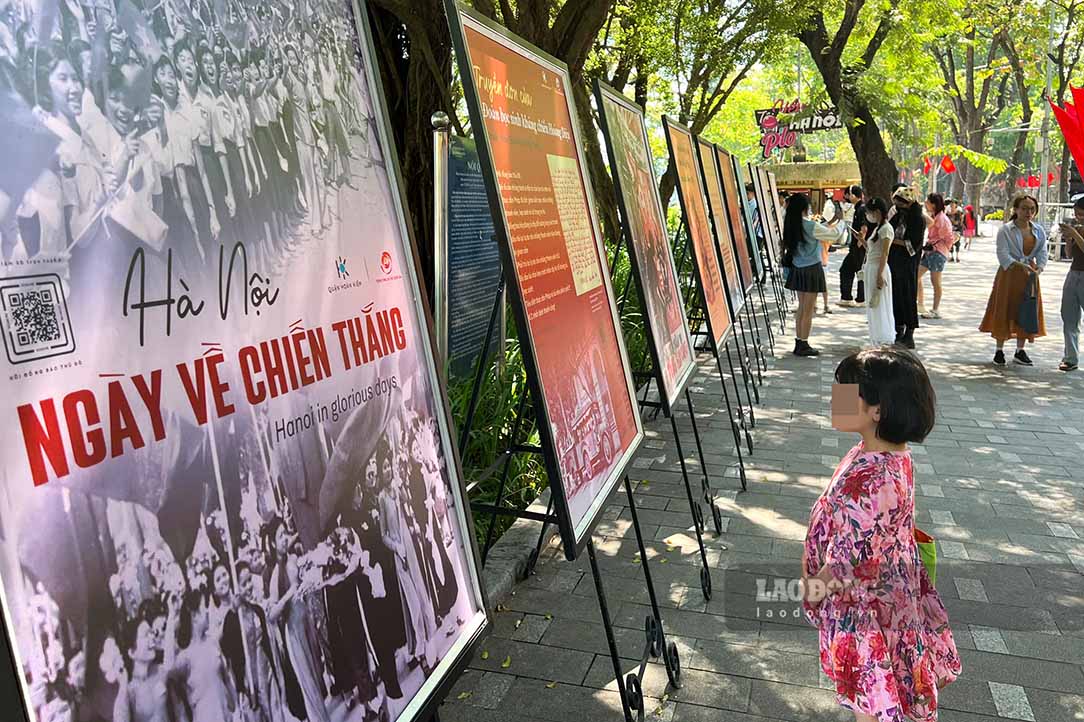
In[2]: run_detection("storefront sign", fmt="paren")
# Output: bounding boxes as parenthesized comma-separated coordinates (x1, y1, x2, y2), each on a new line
(755, 99, 843, 158)
(0, 2, 489, 720)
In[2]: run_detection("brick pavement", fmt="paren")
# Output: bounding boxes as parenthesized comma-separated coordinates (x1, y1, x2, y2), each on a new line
(441, 237, 1084, 722)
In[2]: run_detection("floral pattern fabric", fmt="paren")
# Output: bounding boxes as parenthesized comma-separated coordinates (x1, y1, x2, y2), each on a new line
(803, 442, 961, 722)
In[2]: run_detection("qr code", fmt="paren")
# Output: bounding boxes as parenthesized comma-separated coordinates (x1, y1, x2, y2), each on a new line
(1, 274, 76, 365)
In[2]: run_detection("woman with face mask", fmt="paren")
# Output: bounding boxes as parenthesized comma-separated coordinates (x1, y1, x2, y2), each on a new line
(862, 198, 896, 345)
(979, 194, 1047, 366)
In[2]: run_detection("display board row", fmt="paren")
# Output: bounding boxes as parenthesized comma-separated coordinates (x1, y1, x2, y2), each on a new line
(0, 0, 786, 719)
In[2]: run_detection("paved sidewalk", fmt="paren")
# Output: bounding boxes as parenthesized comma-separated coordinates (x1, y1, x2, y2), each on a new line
(441, 239, 1084, 722)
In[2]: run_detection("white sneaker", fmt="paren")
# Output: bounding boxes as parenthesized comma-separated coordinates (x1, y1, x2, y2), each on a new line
(837, 300, 856, 308)
(854, 301, 866, 308)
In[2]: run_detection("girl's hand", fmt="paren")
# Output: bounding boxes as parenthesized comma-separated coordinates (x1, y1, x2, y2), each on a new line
(877, 274, 885, 290)
(802, 563, 845, 607)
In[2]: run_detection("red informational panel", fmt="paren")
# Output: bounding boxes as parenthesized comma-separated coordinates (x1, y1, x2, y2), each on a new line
(595, 82, 695, 413)
(716, 147, 756, 292)
(663, 118, 733, 346)
(697, 138, 744, 316)
(447, 4, 643, 557)
(0, 1, 490, 720)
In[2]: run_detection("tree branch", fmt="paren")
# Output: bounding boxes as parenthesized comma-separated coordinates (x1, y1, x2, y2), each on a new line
(861, 13, 893, 68)
(831, 0, 866, 61)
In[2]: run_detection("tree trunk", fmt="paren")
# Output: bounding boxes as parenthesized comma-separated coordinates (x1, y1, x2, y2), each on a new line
(846, 103, 898, 201)
(368, 1, 456, 303)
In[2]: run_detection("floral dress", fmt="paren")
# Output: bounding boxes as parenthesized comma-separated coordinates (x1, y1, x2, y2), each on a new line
(803, 442, 961, 722)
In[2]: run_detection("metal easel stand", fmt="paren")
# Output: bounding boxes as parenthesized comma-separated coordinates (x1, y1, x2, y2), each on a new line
(590, 476, 684, 722)
(743, 278, 772, 368)
(455, 283, 683, 722)
(731, 306, 761, 409)
(632, 372, 717, 600)
(670, 223, 750, 488)
(603, 232, 718, 600)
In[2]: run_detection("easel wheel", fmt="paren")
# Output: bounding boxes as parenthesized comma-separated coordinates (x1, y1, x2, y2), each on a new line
(664, 641, 683, 688)
(644, 615, 661, 658)
(624, 673, 645, 720)
(699, 566, 713, 601)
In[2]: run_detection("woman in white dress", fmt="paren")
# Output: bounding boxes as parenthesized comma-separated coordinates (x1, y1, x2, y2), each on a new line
(863, 197, 896, 345)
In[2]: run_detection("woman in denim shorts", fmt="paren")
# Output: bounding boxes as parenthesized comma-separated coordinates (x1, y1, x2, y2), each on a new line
(918, 193, 954, 319)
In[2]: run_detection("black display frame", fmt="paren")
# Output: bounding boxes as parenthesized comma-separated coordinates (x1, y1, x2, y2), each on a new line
(695, 136, 747, 320)
(444, 0, 645, 561)
(593, 80, 697, 415)
(751, 165, 782, 266)
(662, 116, 734, 348)
(714, 146, 761, 291)
(0, 2, 494, 720)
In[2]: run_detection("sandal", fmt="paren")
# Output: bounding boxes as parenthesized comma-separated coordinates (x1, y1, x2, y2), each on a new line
(1059, 361, 1078, 371)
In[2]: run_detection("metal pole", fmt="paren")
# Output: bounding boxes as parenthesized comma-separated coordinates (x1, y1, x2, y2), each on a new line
(1038, 0, 1056, 223)
(432, 111, 452, 365)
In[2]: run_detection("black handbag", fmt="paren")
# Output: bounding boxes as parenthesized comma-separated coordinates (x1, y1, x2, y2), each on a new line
(1016, 272, 1040, 335)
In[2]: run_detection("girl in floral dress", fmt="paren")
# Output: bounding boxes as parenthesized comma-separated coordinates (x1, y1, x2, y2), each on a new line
(802, 348, 961, 722)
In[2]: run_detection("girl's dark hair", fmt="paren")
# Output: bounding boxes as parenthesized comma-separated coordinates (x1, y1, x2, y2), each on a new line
(196, 43, 216, 87)
(23, 44, 73, 112)
(834, 347, 936, 444)
(151, 54, 175, 96)
(781, 192, 810, 255)
(175, 588, 210, 649)
(171, 38, 193, 67)
(865, 197, 889, 218)
(1075, 197, 1084, 211)
(926, 193, 946, 216)
(262, 514, 285, 566)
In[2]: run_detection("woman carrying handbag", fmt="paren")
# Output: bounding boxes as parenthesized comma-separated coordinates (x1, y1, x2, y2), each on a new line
(979, 194, 1047, 366)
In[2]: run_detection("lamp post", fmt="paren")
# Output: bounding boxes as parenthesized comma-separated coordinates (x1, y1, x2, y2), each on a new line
(1037, 0, 1056, 223)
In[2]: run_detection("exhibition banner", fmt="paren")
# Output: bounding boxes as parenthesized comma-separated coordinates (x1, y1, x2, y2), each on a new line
(446, 3, 643, 557)
(697, 138, 744, 316)
(767, 172, 787, 242)
(0, 1, 489, 721)
(663, 118, 732, 346)
(446, 135, 502, 380)
(594, 82, 695, 412)
(750, 166, 781, 266)
(716, 148, 757, 291)
(730, 156, 766, 281)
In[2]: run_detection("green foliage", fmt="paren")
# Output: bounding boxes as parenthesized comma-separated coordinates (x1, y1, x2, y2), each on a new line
(985, 209, 1004, 220)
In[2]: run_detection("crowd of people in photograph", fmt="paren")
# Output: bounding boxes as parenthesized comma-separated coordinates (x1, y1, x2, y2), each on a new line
(770, 181, 1084, 371)
(0, 0, 373, 288)
(23, 401, 465, 722)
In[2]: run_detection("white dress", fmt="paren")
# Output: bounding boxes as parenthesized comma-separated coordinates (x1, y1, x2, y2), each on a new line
(864, 222, 896, 345)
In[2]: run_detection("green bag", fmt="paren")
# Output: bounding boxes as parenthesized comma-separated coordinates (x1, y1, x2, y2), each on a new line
(914, 527, 937, 585)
